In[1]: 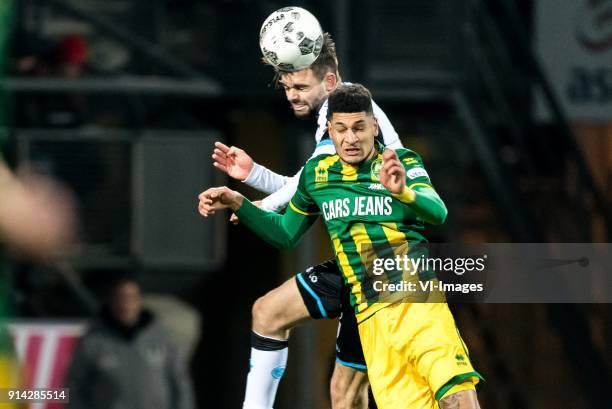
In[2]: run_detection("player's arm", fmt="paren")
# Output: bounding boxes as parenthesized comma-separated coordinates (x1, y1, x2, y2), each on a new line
(198, 188, 316, 249)
(372, 99, 404, 149)
(213, 140, 335, 213)
(259, 140, 335, 212)
(0, 158, 77, 260)
(212, 141, 290, 195)
(380, 149, 447, 225)
(237, 198, 316, 248)
(259, 168, 301, 212)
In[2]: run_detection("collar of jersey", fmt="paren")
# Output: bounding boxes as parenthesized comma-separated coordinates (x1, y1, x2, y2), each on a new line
(338, 140, 385, 173)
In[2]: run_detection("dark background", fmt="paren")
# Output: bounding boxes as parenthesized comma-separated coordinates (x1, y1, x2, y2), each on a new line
(2, 0, 611, 408)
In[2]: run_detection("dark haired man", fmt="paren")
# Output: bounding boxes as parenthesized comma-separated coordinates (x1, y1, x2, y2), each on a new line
(200, 83, 483, 409)
(212, 32, 401, 409)
(66, 275, 194, 409)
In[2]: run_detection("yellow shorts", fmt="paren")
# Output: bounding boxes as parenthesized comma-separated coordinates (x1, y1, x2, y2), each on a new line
(357, 302, 483, 409)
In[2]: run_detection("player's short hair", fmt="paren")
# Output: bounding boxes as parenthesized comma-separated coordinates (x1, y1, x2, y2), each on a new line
(269, 32, 338, 85)
(327, 83, 373, 120)
(309, 32, 338, 80)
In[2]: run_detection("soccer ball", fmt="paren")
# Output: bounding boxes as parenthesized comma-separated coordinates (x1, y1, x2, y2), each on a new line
(259, 7, 324, 72)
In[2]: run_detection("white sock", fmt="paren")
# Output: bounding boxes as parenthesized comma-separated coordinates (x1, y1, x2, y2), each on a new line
(243, 331, 289, 409)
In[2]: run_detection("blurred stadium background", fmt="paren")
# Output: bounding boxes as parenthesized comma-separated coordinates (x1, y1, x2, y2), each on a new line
(1, 0, 611, 408)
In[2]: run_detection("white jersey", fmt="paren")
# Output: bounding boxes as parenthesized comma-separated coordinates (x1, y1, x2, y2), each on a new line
(243, 98, 403, 212)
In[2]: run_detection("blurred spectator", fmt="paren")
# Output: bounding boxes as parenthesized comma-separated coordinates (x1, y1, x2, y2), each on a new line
(13, 33, 88, 78)
(66, 274, 194, 409)
(12, 30, 54, 77)
(55, 34, 88, 79)
(14, 33, 91, 128)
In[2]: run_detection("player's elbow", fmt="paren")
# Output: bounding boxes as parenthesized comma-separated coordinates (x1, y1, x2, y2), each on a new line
(429, 204, 448, 225)
(283, 237, 303, 249)
(437, 205, 448, 224)
(274, 240, 294, 249)
(271, 235, 301, 249)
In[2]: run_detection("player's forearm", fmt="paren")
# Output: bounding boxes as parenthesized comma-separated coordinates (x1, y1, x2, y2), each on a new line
(0, 160, 13, 193)
(258, 140, 335, 212)
(235, 199, 311, 248)
(0, 162, 16, 239)
(243, 162, 292, 195)
(260, 169, 302, 212)
(395, 186, 448, 225)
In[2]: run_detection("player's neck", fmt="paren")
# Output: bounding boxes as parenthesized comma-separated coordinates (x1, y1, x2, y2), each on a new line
(363, 146, 377, 162)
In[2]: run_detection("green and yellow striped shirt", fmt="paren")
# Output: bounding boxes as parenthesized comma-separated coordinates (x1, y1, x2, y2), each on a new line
(236, 143, 447, 322)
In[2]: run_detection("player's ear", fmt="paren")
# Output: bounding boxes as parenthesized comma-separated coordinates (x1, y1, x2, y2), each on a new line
(372, 116, 379, 136)
(324, 72, 337, 92)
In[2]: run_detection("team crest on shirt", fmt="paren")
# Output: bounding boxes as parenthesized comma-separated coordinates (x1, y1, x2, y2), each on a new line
(370, 158, 383, 182)
(315, 165, 328, 184)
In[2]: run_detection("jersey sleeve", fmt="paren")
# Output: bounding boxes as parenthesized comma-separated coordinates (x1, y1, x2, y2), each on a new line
(260, 169, 301, 212)
(234, 163, 319, 248)
(288, 163, 319, 216)
(260, 141, 335, 212)
(394, 149, 448, 225)
(234, 198, 316, 249)
(397, 150, 434, 190)
(372, 100, 403, 149)
(243, 162, 292, 195)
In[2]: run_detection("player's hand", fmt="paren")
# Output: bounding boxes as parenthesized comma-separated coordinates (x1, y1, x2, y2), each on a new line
(0, 169, 78, 262)
(198, 186, 243, 217)
(380, 149, 406, 194)
(212, 141, 254, 181)
(229, 200, 261, 225)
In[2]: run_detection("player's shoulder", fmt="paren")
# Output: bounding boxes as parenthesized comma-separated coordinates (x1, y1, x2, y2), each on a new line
(393, 147, 423, 162)
(304, 152, 340, 176)
(305, 151, 339, 171)
(371, 98, 385, 112)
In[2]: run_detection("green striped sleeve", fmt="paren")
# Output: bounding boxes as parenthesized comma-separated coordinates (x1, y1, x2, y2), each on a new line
(394, 149, 447, 225)
(235, 199, 316, 249)
(401, 185, 448, 225)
